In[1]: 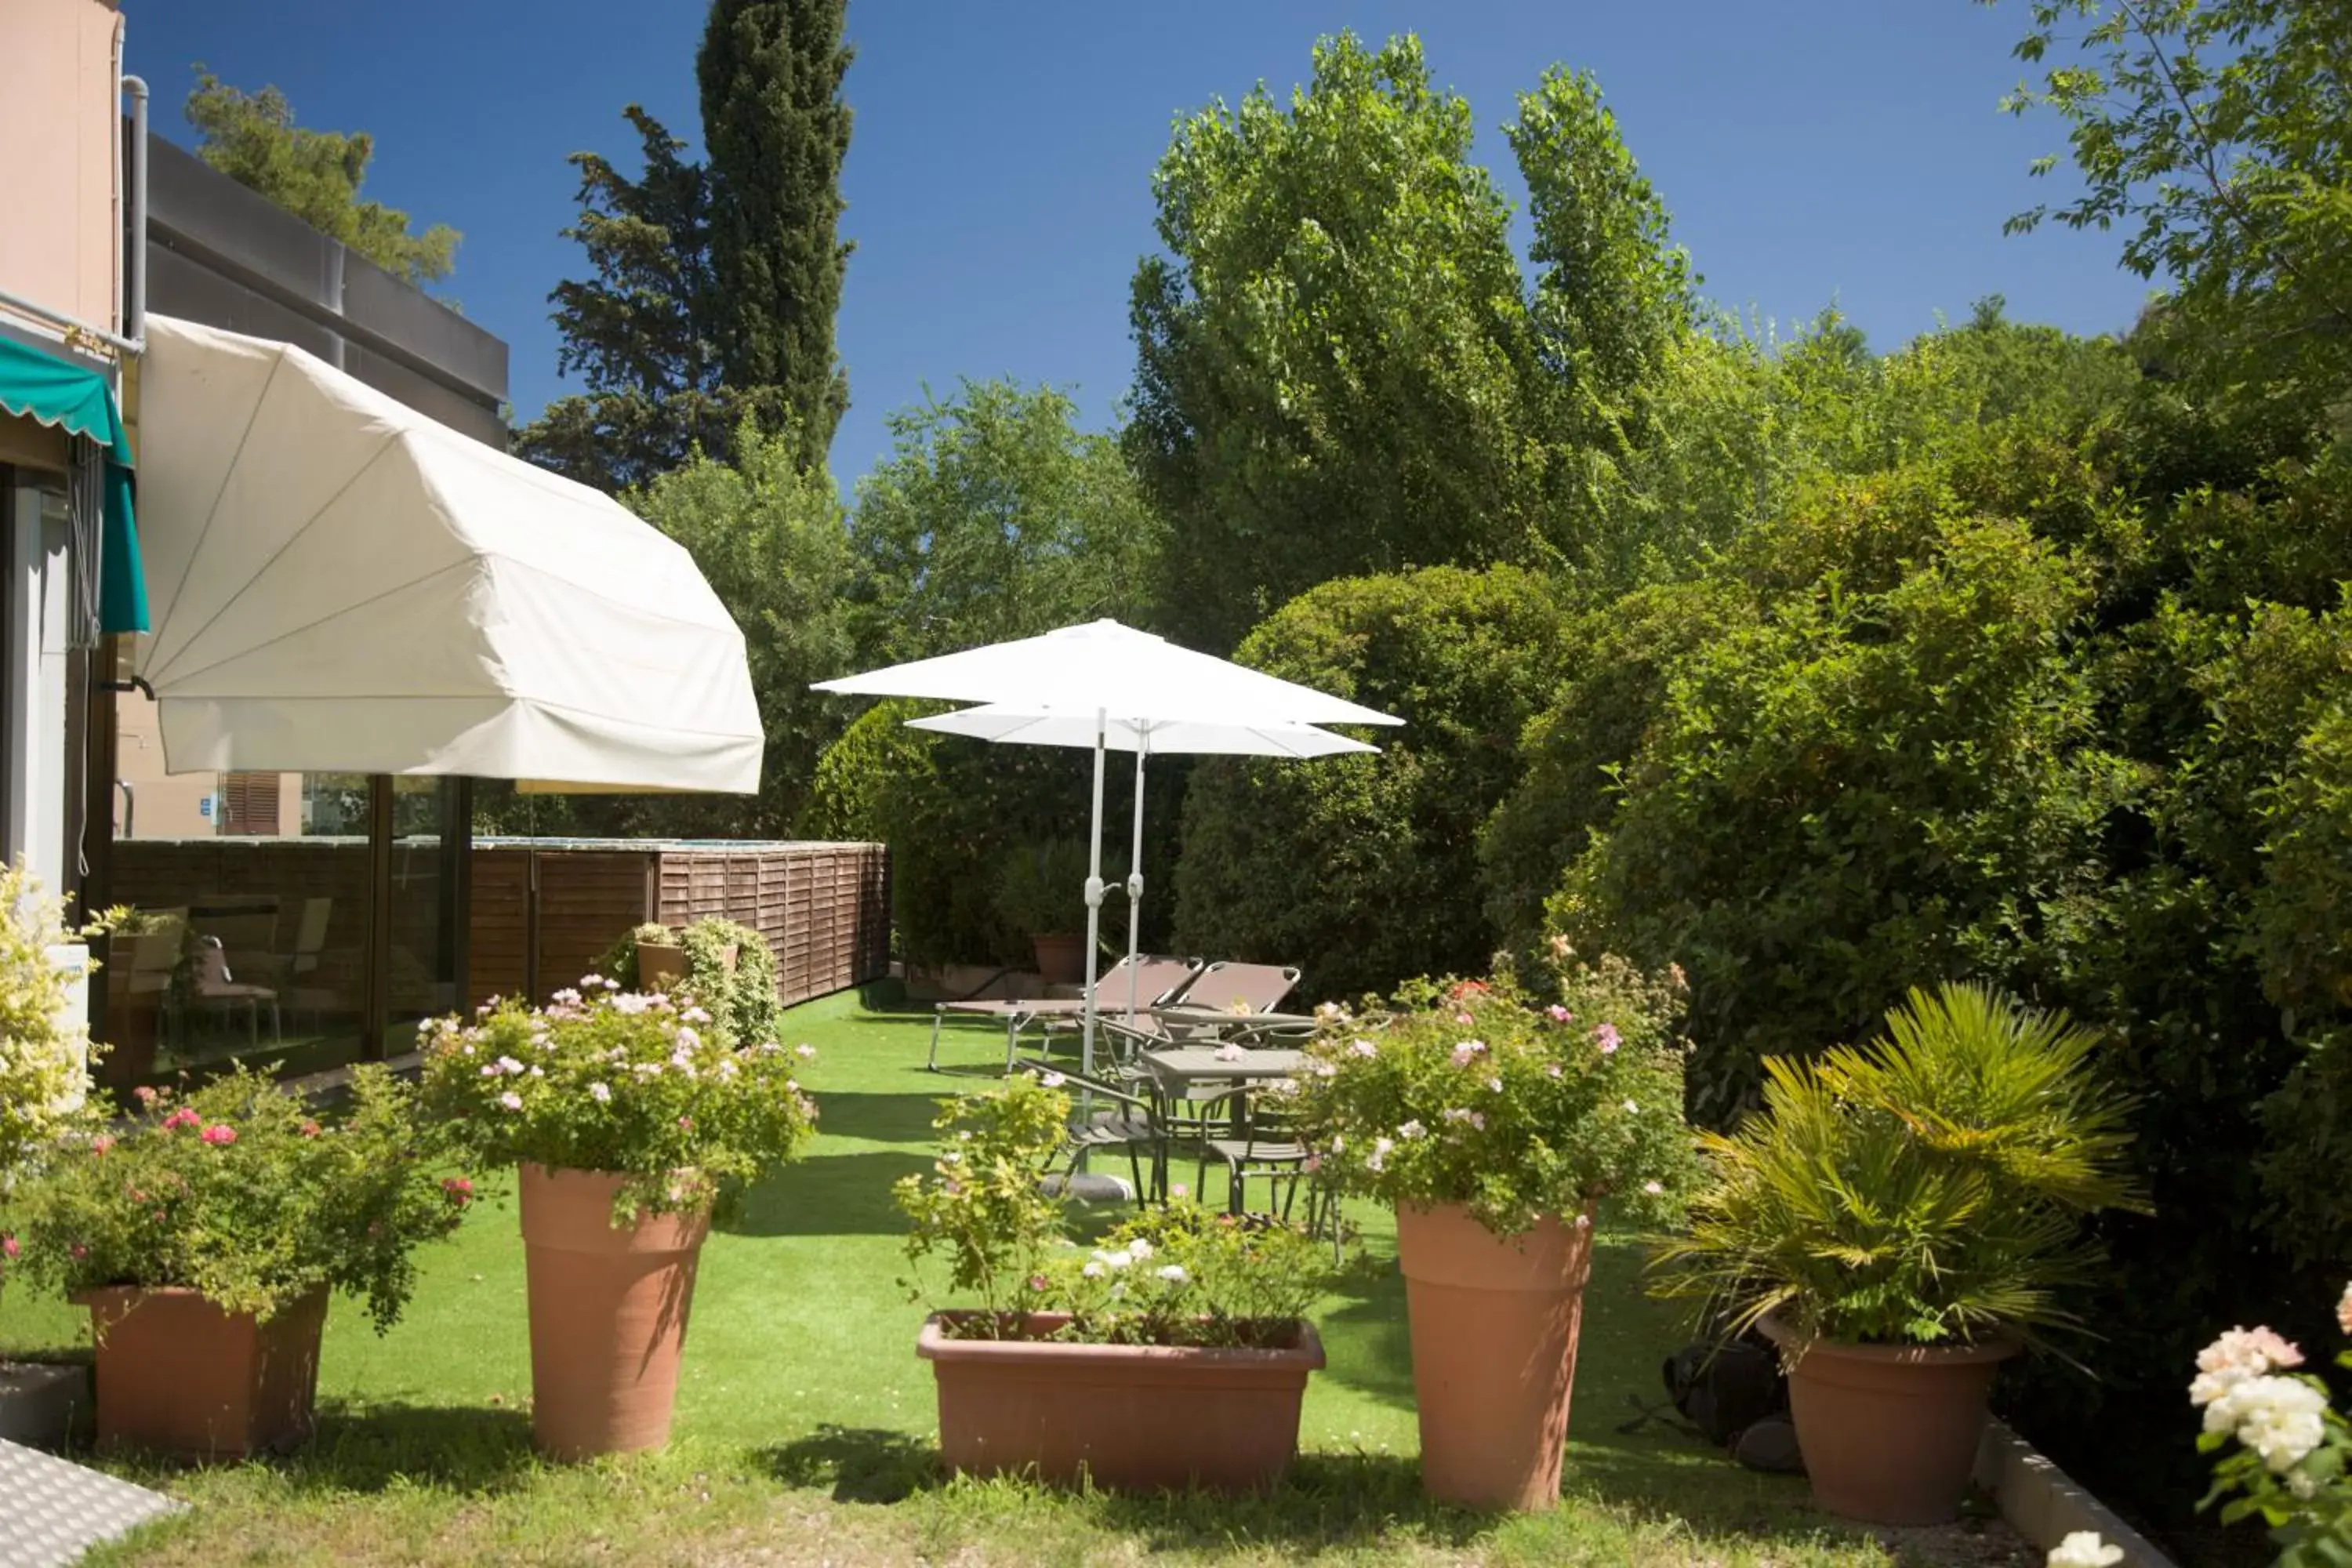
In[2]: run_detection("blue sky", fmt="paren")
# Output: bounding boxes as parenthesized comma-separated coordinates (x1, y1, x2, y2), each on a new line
(125, 1, 2148, 487)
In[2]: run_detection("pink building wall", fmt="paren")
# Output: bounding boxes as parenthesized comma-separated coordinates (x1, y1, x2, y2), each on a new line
(0, 0, 124, 337)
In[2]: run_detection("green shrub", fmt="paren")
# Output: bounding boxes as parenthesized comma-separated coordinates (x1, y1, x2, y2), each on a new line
(1554, 506, 2129, 1123)
(2, 1066, 467, 1330)
(994, 840, 1094, 937)
(1650, 982, 2148, 1348)
(1174, 564, 1571, 1001)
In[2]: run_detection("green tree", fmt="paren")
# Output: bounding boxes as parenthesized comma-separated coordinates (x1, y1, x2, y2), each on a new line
(1174, 565, 1570, 1001)
(1126, 33, 1553, 652)
(847, 379, 1163, 662)
(184, 71, 458, 288)
(626, 423, 855, 835)
(513, 107, 787, 492)
(698, 0, 855, 469)
(2000, 0, 2352, 397)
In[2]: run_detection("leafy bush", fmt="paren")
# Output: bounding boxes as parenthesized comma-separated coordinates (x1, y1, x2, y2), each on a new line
(1174, 564, 1570, 1001)
(1286, 946, 1698, 1237)
(0, 1066, 467, 1329)
(595, 917, 786, 1054)
(1555, 503, 2129, 1121)
(0, 864, 108, 1179)
(894, 1075, 1329, 1347)
(419, 980, 818, 1221)
(994, 840, 1093, 937)
(1650, 983, 2147, 1348)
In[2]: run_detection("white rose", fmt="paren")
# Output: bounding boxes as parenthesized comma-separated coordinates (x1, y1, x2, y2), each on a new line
(2045, 1532, 2123, 1568)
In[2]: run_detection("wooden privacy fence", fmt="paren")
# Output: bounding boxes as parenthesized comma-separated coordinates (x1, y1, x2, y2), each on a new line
(468, 840, 890, 1012)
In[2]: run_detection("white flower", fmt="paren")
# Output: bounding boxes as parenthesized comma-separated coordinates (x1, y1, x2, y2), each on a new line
(579, 974, 604, 989)
(794, 1044, 817, 1060)
(499, 1091, 523, 1111)
(683, 1005, 713, 1025)
(1214, 1043, 1246, 1063)
(1039, 1071, 1067, 1088)
(673, 1025, 701, 1049)
(2193, 1326, 2305, 1407)
(1091, 1247, 1134, 1272)
(1347, 1038, 1377, 1058)
(1485, 1076, 1502, 1093)
(528, 1065, 543, 1077)
(1081, 1261, 1105, 1279)
(1126, 1238, 1153, 1260)
(1398, 1120, 1425, 1139)
(1642, 1180, 1664, 1196)
(2208, 1374, 2328, 1472)
(1623, 1099, 1640, 1114)
(1156, 1265, 1189, 1283)
(479, 1064, 499, 1078)
(551, 988, 583, 1007)
(497, 1055, 524, 1076)
(1311, 1061, 1338, 1078)
(2045, 1532, 2123, 1568)
(588, 1083, 612, 1104)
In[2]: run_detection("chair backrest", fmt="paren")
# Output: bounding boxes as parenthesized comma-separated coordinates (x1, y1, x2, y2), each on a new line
(1171, 960, 1301, 1015)
(1099, 954, 1200, 1016)
(193, 935, 235, 991)
(294, 898, 332, 956)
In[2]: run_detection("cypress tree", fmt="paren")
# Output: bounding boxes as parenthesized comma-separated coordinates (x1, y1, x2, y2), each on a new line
(697, 0, 855, 471)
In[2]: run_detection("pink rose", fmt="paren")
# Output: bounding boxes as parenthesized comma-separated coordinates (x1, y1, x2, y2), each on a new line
(2, 1235, 17, 1261)
(90, 1134, 115, 1156)
(200, 1123, 238, 1146)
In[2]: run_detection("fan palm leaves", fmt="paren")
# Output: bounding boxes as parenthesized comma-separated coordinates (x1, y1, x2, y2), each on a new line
(1651, 981, 2150, 1348)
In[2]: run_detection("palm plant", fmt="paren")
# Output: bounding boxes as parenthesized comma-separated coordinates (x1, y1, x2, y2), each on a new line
(1650, 981, 2150, 1348)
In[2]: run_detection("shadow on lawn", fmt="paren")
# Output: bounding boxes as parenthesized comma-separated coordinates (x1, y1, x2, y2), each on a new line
(760, 1424, 941, 1502)
(805, 1090, 953, 1146)
(98, 1401, 543, 1495)
(721, 1149, 935, 1236)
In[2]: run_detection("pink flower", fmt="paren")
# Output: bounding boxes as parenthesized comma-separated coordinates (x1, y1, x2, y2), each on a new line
(1301, 1154, 1323, 1173)
(1546, 1004, 1572, 1024)
(69, 1243, 88, 1261)
(677, 1116, 693, 1130)
(794, 1044, 817, 1060)
(1454, 1012, 1475, 1026)
(160, 1107, 201, 1131)
(499, 1091, 523, 1111)
(2, 1235, 17, 1261)
(132, 1085, 158, 1105)
(1544, 1062, 1564, 1080)
(299, 1121, 322, 1138)
(1347, 1039, 1377, 1058)
(90, 1134, 115, 1156)
(441, 1177, 474, 1207)
(2339, 1283, 2352, 1338)
(1450, 1040, 1486, 1067)
(1593, 1023, 1621, 1054)
(199, 1123, 237, 1146)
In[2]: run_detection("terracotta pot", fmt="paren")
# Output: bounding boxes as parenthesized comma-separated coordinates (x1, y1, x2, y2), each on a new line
(74, 1285, 327, 1459)
(917, 1312, 1323, 1491)
(1395, 1202, 1595, 1511)
(1760, 1312, 2018, 1525)
(1029, 932, 1087, 986)
(517, 1163, 710, 1460)
(634, 942, 688, 991)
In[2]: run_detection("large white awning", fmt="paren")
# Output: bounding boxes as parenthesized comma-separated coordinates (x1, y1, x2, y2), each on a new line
(130, 316, 761, 793)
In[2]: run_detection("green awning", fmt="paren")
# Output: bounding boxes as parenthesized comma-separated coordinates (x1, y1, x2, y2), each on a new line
(0, 333, 148, 633)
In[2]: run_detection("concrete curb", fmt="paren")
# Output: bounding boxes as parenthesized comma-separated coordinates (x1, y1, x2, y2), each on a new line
(1975, 1417, 2178, 1567)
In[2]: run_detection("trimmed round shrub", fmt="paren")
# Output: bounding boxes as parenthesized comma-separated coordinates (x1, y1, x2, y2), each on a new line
(1173, 565, 1570, 1003)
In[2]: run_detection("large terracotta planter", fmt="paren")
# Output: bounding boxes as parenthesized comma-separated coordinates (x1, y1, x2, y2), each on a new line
(1396, 1202, 1595, 1511)
(1029, 933, 1087, 986)
(916, 1312, 1323, 1491)
(75, 1285, 327, 1459)
(1760, 1312, 2018, 1525)
(517, 1163, 710, 1460)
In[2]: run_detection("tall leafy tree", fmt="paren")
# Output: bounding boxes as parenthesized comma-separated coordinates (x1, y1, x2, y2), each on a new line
(184, 71, 458, 287)
(847, 379, 1163, 662)
(2000, 0, 2352, 397)
(698, 0, 855, 469)
(514, 108, 786, 492)
(1126, 33, 1553, 652)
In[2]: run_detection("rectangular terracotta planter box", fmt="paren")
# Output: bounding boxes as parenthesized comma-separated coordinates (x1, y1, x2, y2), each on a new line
(75, 1285, 328, 1460)
(916, 1311, 1323, 1492)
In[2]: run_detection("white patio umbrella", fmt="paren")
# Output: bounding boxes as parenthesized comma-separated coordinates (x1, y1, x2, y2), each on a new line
(814, 619, 1401, 1082)
(904, 706, 1377, 1024)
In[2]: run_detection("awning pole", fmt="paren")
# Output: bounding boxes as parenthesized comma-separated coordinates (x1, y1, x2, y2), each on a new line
(1126, 728, 1148, 1023)
(1079, 708, 1107, 1093)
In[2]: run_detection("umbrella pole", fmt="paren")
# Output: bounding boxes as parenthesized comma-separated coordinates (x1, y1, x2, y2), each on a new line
(1080, 709, 1107, 1097)
(1127, 730, 1147, 1023)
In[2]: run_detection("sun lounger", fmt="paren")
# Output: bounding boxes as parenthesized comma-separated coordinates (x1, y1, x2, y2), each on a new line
(924, 953, 1201, 1071)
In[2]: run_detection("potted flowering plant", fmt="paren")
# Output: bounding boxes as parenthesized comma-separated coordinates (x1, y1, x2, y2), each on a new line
(419, 978, 819, 1459)
(1283, 943, 1698, 1511)
(1650, 982, 2149, 1526)
(2186, 1287, 2352, 1566)
(0, 1065, 467, 1459)
(896, 1075, 1329, 1492)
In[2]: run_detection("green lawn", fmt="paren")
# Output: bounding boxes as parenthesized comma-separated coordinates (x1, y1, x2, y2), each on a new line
(0, 993, 2032, 1566)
